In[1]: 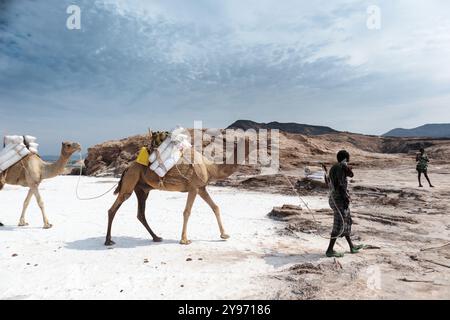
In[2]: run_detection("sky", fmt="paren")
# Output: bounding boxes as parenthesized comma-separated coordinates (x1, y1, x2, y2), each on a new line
(1, 0, 450, 154)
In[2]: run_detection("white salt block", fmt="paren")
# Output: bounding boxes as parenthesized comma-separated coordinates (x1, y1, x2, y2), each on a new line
(24, 135, 37, 144)
(154, 166, 166, 178)
(149, 137, 172, 163)
(28, 142, 39, 149)
(4, 135, 24, 145)
(150, 142, 174, 171)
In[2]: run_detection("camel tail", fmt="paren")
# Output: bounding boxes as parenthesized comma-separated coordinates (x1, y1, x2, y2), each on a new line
(114, 168, 128, 195)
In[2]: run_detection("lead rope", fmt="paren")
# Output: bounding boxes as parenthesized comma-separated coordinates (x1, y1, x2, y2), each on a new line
(281, 167, 345, 240)
(75, 151, 118, 201)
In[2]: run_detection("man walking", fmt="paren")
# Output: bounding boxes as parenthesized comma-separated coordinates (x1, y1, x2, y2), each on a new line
(325, 150, 363, 258)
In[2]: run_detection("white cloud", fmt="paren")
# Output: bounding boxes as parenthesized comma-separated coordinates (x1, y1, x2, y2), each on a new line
(1, 0, 450, 153)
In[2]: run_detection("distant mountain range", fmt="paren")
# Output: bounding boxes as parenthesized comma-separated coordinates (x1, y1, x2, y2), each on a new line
(227, 120, 338, 135)
(383, 124, 450, 138)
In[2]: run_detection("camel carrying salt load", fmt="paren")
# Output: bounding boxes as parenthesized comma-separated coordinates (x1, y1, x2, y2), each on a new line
(136, 127, 191, 177)
(0, 135, 39, 173)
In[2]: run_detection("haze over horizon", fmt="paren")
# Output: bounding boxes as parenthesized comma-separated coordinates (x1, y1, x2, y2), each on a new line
(1, 0, 450, 154)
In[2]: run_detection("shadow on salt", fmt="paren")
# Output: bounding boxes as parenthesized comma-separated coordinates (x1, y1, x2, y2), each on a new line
(263, 252, 323, 268)
(65, 236, 179, 251)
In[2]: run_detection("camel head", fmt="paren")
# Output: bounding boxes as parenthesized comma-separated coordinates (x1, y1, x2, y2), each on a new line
(61, 141, 81, 158)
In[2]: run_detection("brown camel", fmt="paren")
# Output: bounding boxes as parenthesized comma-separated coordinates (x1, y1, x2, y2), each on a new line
(105, 140, 251, 246)
(0, 142, 81, 228)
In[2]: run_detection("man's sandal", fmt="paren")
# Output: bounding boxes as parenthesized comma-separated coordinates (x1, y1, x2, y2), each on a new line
(351, 244, 365, 254)
(326, 251, 344, 258)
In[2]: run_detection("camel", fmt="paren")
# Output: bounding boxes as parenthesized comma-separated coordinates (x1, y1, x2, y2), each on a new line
(0, 142, 81, 228)
(105, 139, 252, 246)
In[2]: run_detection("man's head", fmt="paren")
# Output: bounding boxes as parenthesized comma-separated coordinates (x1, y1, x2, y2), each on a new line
(337, 150, 350, 163)
(420, 147, 425, 154)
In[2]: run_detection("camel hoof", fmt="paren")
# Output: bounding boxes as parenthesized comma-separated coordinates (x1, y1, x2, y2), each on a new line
(43, 223, 53, 229)
(221, 234, 230, 240)
(18, 221, 29, 227)
(179, 239, 192, 245)
(153, 236, 163, 242)
(104, 240, 116, 246)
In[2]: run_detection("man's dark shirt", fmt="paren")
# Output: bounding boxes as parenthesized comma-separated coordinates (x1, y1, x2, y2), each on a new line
(329, 162, 354, 204)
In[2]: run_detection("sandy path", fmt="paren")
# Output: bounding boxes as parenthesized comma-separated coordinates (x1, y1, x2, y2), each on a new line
(0, 176, 327, 300)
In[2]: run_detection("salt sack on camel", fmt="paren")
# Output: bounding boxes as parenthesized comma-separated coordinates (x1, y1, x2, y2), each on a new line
(149, 127, 192, 178)
(0, 135, 39, 173)
(23, 135, 39, 154)
(4, 135, 24, 145)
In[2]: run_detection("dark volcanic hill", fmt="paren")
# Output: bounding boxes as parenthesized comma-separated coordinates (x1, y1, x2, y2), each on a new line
(227, 120, 338, 135)
(384, 123, 450, 138)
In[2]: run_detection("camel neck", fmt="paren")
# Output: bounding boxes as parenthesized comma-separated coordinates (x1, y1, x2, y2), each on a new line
(43, 153, 71, 179)
(208, 163, 239, 180)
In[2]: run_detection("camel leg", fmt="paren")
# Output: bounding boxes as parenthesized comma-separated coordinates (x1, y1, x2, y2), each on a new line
(180, 189, 198, 245)
(135, 186, 162, 242)
(104, 192, 131, 246)
(18, 188, 34, 226)
(198, 187, 229, 240)
(32, 188, 52, 229)
(105, 167, 141, 246)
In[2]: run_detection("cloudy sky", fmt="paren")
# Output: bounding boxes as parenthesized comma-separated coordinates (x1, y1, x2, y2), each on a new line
(1, 0, 450, 154)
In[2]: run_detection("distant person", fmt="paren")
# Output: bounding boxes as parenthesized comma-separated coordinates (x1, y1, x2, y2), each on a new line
(324, 150, 363, 258)
(416, 148, 434, 188)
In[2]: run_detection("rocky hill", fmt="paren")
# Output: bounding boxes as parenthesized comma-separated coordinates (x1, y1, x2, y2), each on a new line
(83, 123, 450, 177)
(384, 123, 450, 138)
(84, 134, 151, 177)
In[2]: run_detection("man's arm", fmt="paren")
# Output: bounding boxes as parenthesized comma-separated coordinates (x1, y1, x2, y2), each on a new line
(341, 161, 354, 178)
(339, 164, 352, 208)
(346, 166, 354, 178)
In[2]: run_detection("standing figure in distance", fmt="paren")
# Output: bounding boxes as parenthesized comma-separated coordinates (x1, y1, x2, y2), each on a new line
(416, 148, 434, 188)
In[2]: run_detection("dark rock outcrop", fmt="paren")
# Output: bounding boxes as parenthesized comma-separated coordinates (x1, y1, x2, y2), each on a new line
(227, 120, 338, 135)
